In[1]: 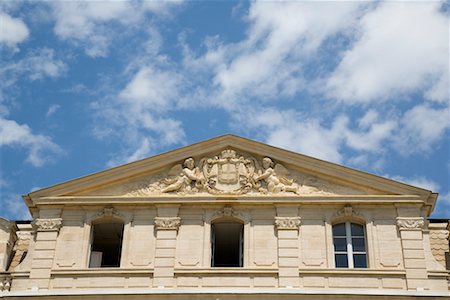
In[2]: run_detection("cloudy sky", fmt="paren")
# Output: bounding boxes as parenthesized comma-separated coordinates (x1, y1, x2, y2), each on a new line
(0, 1, 448, 220)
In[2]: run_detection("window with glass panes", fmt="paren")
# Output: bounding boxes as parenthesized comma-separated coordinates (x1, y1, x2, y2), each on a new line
(332, 222, 367, 268)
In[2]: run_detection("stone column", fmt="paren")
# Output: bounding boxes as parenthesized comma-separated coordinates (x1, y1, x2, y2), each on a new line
(29, 218, 62, 290)
(396, 216, 427, 291)
(275, 206, 301, 288)
(153, 206, 180, 288)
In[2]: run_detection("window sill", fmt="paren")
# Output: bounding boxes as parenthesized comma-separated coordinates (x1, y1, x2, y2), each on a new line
(174, 268, 278, 275)
(51, 268, 154, 276)
(299, 268, 406, 276)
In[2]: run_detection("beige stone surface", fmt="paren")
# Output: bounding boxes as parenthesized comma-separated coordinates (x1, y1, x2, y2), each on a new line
(0, 135, 448, 297)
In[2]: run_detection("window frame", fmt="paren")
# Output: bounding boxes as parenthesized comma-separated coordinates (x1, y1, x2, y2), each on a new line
(333, 221, 368, 269)
(210, 219, 245, 268)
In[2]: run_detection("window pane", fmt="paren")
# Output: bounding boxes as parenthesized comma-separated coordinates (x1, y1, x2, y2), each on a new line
(352, 237, 366, 252)
(335, 254, 348, 268)
(332, 223, 346, 236)
(333, 237, 347, 252)
(351, 223, 364, 236)
(353, 254, 367, 268)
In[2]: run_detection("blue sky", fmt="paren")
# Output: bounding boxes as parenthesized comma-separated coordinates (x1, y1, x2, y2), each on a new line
(0, 1, 449, 220)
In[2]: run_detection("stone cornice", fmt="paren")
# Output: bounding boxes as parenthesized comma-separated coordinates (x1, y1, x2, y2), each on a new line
(154, 217, 181, 231)
(30, 195, 426, 206)
(274, 217, 301, 230)
(396, 217, 425, 231)
(31, 218, 63, 232)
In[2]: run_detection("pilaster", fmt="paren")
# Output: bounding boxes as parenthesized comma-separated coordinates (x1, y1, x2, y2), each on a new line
(29, 218, 62, 290)
(153, 205, 180, 288)
(396, 216, 428, 291)
(275, 206, 300, 288)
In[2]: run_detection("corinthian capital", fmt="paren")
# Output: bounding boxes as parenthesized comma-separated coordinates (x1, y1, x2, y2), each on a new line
(396, 217, 424, 231)
(154, 217, 181, 230)
(32, 218, 63, 232)
(275, 216, 301, 230)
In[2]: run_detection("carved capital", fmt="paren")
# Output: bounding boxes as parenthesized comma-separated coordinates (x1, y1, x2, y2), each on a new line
(275, 216, 301, 230)
(154, 217, 181, 230)
(32, 218, 62, 232)
(396, 217, 424, 231)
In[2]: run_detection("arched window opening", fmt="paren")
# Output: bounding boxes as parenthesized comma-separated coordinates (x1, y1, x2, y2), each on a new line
(333, 222, 367, 268)
(89, 220, 124, 268)
(211, 221, 243, 267)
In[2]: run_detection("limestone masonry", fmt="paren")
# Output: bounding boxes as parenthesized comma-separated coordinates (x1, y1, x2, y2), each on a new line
(0, 135, 448, 299)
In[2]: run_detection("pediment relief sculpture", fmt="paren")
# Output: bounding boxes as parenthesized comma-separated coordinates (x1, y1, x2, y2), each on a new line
(123, 149, 360, 196)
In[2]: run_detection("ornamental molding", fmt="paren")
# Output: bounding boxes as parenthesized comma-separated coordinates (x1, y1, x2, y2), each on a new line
(333, 205, 364, 221)
(96, 207, 123, 219)
(31, 218, 63, 232)
(154, 217, 181, 231)
(396, 217, 425, 231)
(274, 216, 301, 230)
(125, 149, 346, 197)
(211, 206, 245, 221)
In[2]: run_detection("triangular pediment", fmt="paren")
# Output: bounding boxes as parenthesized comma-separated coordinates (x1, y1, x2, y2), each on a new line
(26, 135, 436, 203)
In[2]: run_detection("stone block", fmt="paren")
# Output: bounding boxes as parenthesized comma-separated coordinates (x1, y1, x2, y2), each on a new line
(403, 249, 425, 259)
(277, 230, 298, 239)
(302, 276, 326, 288)
(154, 257, 175, 267)
(278, 257, 299, 267)
(381, 277, 406, 289)
(34, 241, 57, 250)
(404, 258, 426, 269)
(278, 239, 298, 249)
(400, 230, 423, 240)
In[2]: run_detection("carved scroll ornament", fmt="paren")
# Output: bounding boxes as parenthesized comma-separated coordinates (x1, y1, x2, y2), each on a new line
(396, 217, 425, 231)
(154, 217, 181, 230)
(274, 217, 301, 230)
(32, 218, 63, 232)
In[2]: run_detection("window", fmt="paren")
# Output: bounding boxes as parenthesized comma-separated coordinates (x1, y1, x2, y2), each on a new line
(333, 222, 367, 268)
(89, 220, 124, 268)
(211, 221, 243, 267)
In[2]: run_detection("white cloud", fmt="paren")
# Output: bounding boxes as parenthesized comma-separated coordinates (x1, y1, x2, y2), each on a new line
(50, 1, 183, 57)
(396, 104, 449, 154)
(0, 12, 29, 50)
(93, 64, 186, 166)
(1, 48, 66, 91)
(0, 117, 62, 167)
(46, 104, 61, 117)
(119, 67, 181, 112)
(386, 175, 440, 191)
(327, 2, 448, 103)
(183, 1, 365, 106)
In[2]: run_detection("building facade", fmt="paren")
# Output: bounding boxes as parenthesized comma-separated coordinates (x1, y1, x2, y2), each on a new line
(0, 135, 449, 299)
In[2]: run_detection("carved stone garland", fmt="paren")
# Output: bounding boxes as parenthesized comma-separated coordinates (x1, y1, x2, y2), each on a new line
(396, 217, 425, 231)
(154, 217, 181, 231)
(274, 217, 301, 230)
(31, 218, 63, 232)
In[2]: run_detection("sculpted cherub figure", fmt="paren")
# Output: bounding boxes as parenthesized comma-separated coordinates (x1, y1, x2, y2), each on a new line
(161, 158, 204, 193)
(253, 157, 300, 194)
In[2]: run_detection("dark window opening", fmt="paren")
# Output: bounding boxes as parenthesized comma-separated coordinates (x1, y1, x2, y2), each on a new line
(89, 221, 124, 268)
(211, 221, 243, 267)
(333, 222, 367, 268)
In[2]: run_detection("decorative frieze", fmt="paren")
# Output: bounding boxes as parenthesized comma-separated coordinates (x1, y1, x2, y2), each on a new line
(396, 217, 424, 231)
(274, 216, 301, 230)
(32, 218, 63, 232)
(154, 217, 181, 230)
